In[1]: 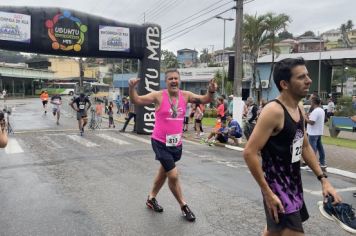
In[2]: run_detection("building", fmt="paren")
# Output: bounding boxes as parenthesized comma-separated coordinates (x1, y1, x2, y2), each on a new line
(255, 49, 356, 102)
(112, 67, 223, 96)
(177, 48, 198, 68)
(0, 62, 54, 96)
(274, 39, 298, 54)
(322, 29, 342, 42)
(297, 38, 325, 53)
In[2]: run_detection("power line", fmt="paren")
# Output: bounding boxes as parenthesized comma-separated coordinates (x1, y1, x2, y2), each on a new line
(148, 0, 184, 22)
(162, 0, 255, 44)
(162, 7, 235, 43)
(164, 0, 231, 32)
(145, 0, 178, 22)
(134, 0, 166, 23)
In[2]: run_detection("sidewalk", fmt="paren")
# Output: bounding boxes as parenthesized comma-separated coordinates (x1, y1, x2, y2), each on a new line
(112, 115, 356, 177)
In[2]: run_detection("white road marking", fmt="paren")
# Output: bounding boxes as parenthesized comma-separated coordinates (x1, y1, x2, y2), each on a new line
(37, 136, 63, 149)
(96, 133, 130, 145)
(225, 144, 244, 152)
(119, 133, 151, 144)
(326, 167, 356, 179)
(67, 135, 99, 147)
(302, 167, 356, 180)
(304, 187, 356, 196)
(4, 138, 24, 154)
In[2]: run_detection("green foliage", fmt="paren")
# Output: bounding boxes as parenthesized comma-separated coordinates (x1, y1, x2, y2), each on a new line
(161, 50, 178, 70)
(278, 30, 293, 40)
(200, 48, 212, 63)
(103, 77, 113, 85)
(299, 30, 316, 38)
(203, 108, 218, 118)
(335, 96, 355, 116)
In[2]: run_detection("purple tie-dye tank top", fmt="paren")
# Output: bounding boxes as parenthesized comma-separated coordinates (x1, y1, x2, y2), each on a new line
(261, 99, 304, 214)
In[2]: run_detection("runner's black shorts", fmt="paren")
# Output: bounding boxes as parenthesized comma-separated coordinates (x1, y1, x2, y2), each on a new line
(42, 100, 48, 106)
(184, 117, 189, 124)
(76, 111, 88, 120)
(151, 138, 182, 172)
(263, 200, 309, 233)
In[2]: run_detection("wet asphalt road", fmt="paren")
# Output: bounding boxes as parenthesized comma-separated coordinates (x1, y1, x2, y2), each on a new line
(0, 98, 355, 236)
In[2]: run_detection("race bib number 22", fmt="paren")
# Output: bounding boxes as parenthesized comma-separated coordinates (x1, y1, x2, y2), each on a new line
(291, 138, 303, 163)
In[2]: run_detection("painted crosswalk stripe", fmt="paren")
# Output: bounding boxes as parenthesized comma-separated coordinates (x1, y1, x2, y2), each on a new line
(67, 135, 99, 147)
(119, 133, 151, 144)
(38, 136, 63, 149)
(5, 138, 24, 154)
(96, 133, 130, 145)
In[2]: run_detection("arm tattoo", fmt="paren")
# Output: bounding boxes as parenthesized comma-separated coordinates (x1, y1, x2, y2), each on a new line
(192, 98, 202, 104)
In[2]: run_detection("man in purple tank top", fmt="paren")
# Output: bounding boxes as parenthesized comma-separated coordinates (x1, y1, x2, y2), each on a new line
(129, 68, 217, 222)
(243, 58, 341, 235)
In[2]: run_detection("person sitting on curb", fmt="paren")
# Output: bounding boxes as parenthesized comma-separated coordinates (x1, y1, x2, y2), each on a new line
(226, 115, 243, 146)
(204, 120, 228, 145)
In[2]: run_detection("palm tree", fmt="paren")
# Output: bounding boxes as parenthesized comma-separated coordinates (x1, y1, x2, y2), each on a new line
(264, 13, 291, 96)
(243, 13, 269, 100)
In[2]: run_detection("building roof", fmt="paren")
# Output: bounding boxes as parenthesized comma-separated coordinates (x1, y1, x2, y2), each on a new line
(177, 48, 198, 53)
(298, 38, 324, 43)
(322, 29, 341, 34)
(257, 49, 356, 66)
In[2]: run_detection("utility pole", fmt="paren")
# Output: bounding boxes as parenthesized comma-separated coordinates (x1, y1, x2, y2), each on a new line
(216, 16, 234, 95)
(79, 57, 84, 93)
(232, 0, 244, 126)
(234, 0, 243, 97)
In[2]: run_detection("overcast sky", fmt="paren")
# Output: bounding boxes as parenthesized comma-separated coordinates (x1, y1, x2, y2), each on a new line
(1, 0, 355, 55)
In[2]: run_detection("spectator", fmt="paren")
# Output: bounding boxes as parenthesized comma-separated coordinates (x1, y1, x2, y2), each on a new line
(305, 96, 327, 170)
(326, 97, 335, 118)
(226, 115, 242, 145)
(194, 103, 204, 138)
(244, 97, 258, 140)
(183, 102, 191, 132)
(228, 95, 234, 116)
(217, 97, 225, 121)
(205, 120, 228, 144)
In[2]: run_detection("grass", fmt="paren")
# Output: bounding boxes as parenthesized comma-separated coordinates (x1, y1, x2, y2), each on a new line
(322, 136, 356, 150)
(202, 117, 216, 127)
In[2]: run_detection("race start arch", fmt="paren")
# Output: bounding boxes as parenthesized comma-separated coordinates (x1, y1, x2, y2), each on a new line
(0, 6, 161, 134)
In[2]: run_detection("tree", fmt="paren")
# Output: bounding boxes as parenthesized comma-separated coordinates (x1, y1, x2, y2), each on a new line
(346, 20, 354, 31)
(299, 30, 316, 38)
(243, 13, 269, 99)
(264, 12, 291, 97)
(278, 30, 293, 40)
(200, 48, 212, 63)
(161, 50, 178, 70)
(340, 20, 354, 48)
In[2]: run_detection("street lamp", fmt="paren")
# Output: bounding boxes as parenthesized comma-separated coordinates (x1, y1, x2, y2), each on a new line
(216, 15, 234, 95)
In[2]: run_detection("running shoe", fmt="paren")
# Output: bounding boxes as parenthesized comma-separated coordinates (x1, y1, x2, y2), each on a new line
(146, 196, 163, 212)
(181, 204, 196, 222)
(332, 202, 356, 234)
(318, 195, 335, 221)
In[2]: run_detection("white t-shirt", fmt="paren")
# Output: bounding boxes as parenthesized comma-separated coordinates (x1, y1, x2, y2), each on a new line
(307, 107, 325, 135)
(327, 101, 335, 113)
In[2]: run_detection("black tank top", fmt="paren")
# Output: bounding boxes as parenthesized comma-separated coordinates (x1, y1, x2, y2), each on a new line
(261, 99, 305, 214)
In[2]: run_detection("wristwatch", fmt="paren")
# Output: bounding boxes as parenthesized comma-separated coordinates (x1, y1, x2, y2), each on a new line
(317, 173, 328, 181)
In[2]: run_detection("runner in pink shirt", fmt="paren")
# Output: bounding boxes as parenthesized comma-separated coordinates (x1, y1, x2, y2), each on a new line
(129, 68, 217, 222)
